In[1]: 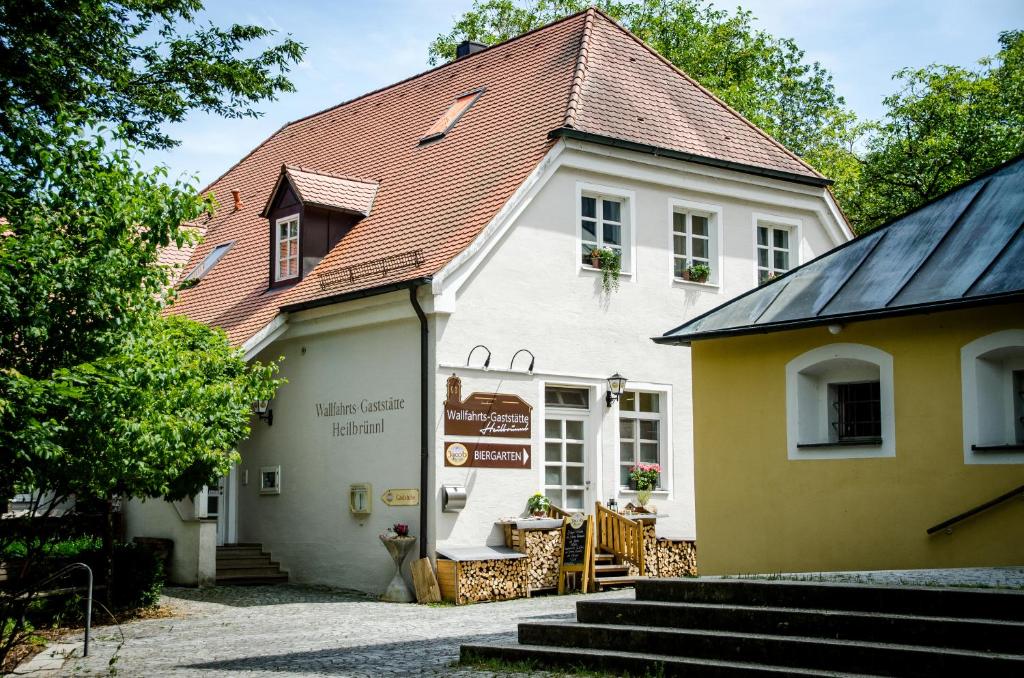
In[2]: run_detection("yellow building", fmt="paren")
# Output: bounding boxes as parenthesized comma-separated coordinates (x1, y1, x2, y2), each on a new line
(657, 156, 1024, 575)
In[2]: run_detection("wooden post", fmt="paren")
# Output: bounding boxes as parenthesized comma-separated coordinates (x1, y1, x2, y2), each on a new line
(411, 557, 442, 603)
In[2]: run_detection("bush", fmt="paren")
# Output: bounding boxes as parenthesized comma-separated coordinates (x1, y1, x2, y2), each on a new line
(110, 542, 164, 609)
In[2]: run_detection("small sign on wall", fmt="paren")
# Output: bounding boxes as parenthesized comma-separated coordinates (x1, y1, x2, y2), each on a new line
(381, 488, 420, 506)
(444, 441, 532, 469)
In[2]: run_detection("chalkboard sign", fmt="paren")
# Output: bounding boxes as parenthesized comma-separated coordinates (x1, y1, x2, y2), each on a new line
(562, 522, 587, 565)
(557, 513, 593, 594)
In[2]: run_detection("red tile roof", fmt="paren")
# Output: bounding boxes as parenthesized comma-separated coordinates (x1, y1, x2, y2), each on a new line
(168, 9, 827, 346)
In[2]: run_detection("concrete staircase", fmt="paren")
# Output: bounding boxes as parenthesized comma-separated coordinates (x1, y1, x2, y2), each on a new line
(215, 544, 288, 585)
(462, 578, 1024, 676)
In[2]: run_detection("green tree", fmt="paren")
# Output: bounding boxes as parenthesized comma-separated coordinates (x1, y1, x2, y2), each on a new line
(0, 1, 296, 664)
(848, 31, 1024, 231)
(429, 0, 857, 182)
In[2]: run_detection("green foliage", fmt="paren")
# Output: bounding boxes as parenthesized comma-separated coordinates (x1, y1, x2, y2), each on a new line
(0, 0, 305, 152)
(593, 248, 621, 292)
(1, 536, 101, 560)
(526, 492, 551, 514)
(844, 31, 1024, 232)
(429, 0, 857, 185)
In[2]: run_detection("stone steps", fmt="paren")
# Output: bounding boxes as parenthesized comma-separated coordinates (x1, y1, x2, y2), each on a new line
(461, 578, 1024, 676)
(215, 544, 288, 585)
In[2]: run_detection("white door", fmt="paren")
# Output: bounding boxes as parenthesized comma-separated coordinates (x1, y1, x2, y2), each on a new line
(206, 476, 227, 546)
(543, 391, 594, 513)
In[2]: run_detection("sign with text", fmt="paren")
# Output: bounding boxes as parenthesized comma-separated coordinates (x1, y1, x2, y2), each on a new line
(381, 488, 419, 507)
(444, 441, 532, 469)
(443, 375, 532, 438)
(558, 513, 593, 594)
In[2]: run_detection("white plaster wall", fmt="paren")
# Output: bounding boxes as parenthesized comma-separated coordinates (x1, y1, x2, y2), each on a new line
(240, 299, 421, 594)
(434, 149, 844, 545)
(124, 498, 213, 586)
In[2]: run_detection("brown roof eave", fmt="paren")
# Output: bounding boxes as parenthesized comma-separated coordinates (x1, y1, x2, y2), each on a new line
(279, 276, 433, 314)
(550, 127, 832, 188)
(652, 291, 1024, 346)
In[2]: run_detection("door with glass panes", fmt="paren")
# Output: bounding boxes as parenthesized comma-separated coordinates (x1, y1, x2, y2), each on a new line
(543, 386, 592, 512)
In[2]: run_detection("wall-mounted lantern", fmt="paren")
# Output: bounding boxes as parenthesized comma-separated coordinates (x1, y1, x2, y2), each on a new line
(509, 348, 535, 373)
(605, 373, 628, 407)
(466, 344, 491, 369)
(253, 397, 274, 426)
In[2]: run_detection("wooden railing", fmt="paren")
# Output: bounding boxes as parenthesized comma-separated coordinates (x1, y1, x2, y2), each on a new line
(595, 502, 644, 575)
(546, 504, 571, 519)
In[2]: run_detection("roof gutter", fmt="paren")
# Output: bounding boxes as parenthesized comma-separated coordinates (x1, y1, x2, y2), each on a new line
(279, 277, 433, 314)
(653, 291, 1024, 346)
(549, 127, 832, 188)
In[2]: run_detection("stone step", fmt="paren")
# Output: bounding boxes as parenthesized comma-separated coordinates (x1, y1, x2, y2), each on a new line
(593, 553, 615, 563)
(575, 599, 1024, 654)
(216, 548, 267, 558)
(635, 579, 1024, 622)
(216, 566, 287, 579)
(215, 573, 290, 586)
(215, 558, 280, 570)
(462, 642, 880, 677)
(516, 621, 1024, 677)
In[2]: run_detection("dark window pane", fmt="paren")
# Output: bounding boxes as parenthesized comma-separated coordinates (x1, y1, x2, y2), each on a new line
(581, 219, 596, 239)
(673, 211, 686, 232)
(691, 215, 708, 236)
(603, 199, 621, 222)
(603, 223, 621, 246)
(639, 393, 659, 413)
(581, 196, 596, 219)
(757, 226, 768, 246)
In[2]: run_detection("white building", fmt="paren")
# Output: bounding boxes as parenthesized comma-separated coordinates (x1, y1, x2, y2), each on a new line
(129, 8, 850, 591)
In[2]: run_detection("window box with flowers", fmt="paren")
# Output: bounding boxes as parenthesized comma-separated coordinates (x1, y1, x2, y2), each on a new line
(628, 462, 661, 491)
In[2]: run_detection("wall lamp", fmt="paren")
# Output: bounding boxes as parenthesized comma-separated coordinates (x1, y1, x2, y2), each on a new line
(605, 373, 628, 407)
(509, 349, 535, 373)
(253, 397, 274, 426)
(466, 344, 491, 369)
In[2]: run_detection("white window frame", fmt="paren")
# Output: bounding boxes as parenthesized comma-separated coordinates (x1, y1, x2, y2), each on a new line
(669, 199, 724, 289)
(259, 465, 281, 495)
(786, 343, 895, 460)
(961, 329, 1024, 465)
(753, 213, 801, 286)
(183, 241, 233, 284)
(576, 182, 636, 278)
(275, 214, 300, 282)
(614, 383, 672, 498)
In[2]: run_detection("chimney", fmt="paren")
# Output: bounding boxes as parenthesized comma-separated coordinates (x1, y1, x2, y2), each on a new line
(231, 189, 242, 212)
(455, 40, 487, 59)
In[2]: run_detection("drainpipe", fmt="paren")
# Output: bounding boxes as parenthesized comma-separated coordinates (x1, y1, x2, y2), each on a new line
(409, 285, 429, 559)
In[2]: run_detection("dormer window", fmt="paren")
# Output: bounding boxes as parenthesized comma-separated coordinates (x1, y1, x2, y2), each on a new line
(261, 165, 379, 289)
(275, 215, 300, 282)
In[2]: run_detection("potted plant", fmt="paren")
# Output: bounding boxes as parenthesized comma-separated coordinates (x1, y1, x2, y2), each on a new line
(628, 462, 661, 491)
(526, 493, 551, 517)
(590, 247, 621, 292)
(684, 263, 711, 283)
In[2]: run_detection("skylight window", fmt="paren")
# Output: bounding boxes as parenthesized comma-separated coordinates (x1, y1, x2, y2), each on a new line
(182, 242, 232, 285)
(420, 89, 483, 143)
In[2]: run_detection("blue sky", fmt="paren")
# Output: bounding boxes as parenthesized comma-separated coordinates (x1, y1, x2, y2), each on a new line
(143, 0, 1024, 188)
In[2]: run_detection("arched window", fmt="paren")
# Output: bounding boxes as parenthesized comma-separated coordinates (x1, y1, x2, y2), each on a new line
(961, 329, 1024, 464)
(785, 343, 896, 460)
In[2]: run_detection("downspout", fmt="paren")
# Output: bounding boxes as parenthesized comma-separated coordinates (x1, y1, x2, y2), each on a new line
(409, 285, 430, 559)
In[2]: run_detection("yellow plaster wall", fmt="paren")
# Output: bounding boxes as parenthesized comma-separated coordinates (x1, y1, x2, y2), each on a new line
(691, 302, 1024, 574)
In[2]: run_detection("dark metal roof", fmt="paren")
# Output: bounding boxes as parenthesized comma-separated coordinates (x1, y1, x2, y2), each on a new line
(657, 154, 1024, 345)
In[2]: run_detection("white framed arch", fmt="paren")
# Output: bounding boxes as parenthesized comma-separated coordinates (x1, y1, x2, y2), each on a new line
(961, 329, 1024, 465)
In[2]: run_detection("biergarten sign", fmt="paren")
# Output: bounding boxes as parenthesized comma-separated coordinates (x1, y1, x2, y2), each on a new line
(443, 375, 532, 438)
(444, 441, 532, 469)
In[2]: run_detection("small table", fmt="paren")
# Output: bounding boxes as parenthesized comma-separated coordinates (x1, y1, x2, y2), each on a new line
(379, 535, 417, 602)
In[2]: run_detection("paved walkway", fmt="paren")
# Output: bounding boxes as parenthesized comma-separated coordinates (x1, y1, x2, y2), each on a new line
(15, 568, 1024, 677)
(18, 585, 630, 677)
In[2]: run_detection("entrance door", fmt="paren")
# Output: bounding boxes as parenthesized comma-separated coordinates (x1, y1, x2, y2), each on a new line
(205, 477, 226, 546)
(543, 413, 591, 512)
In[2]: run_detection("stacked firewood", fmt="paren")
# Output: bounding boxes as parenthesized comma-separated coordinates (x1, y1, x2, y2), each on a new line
(523, 530, 560, 590)
(657, 539, 697, 577)
(452, 558, 528, 605)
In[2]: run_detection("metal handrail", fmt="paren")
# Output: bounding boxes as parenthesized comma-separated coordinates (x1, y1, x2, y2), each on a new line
(926, 484, 1024, 535)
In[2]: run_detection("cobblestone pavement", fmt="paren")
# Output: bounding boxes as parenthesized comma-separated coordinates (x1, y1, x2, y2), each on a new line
(44, 585, 631, 677)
